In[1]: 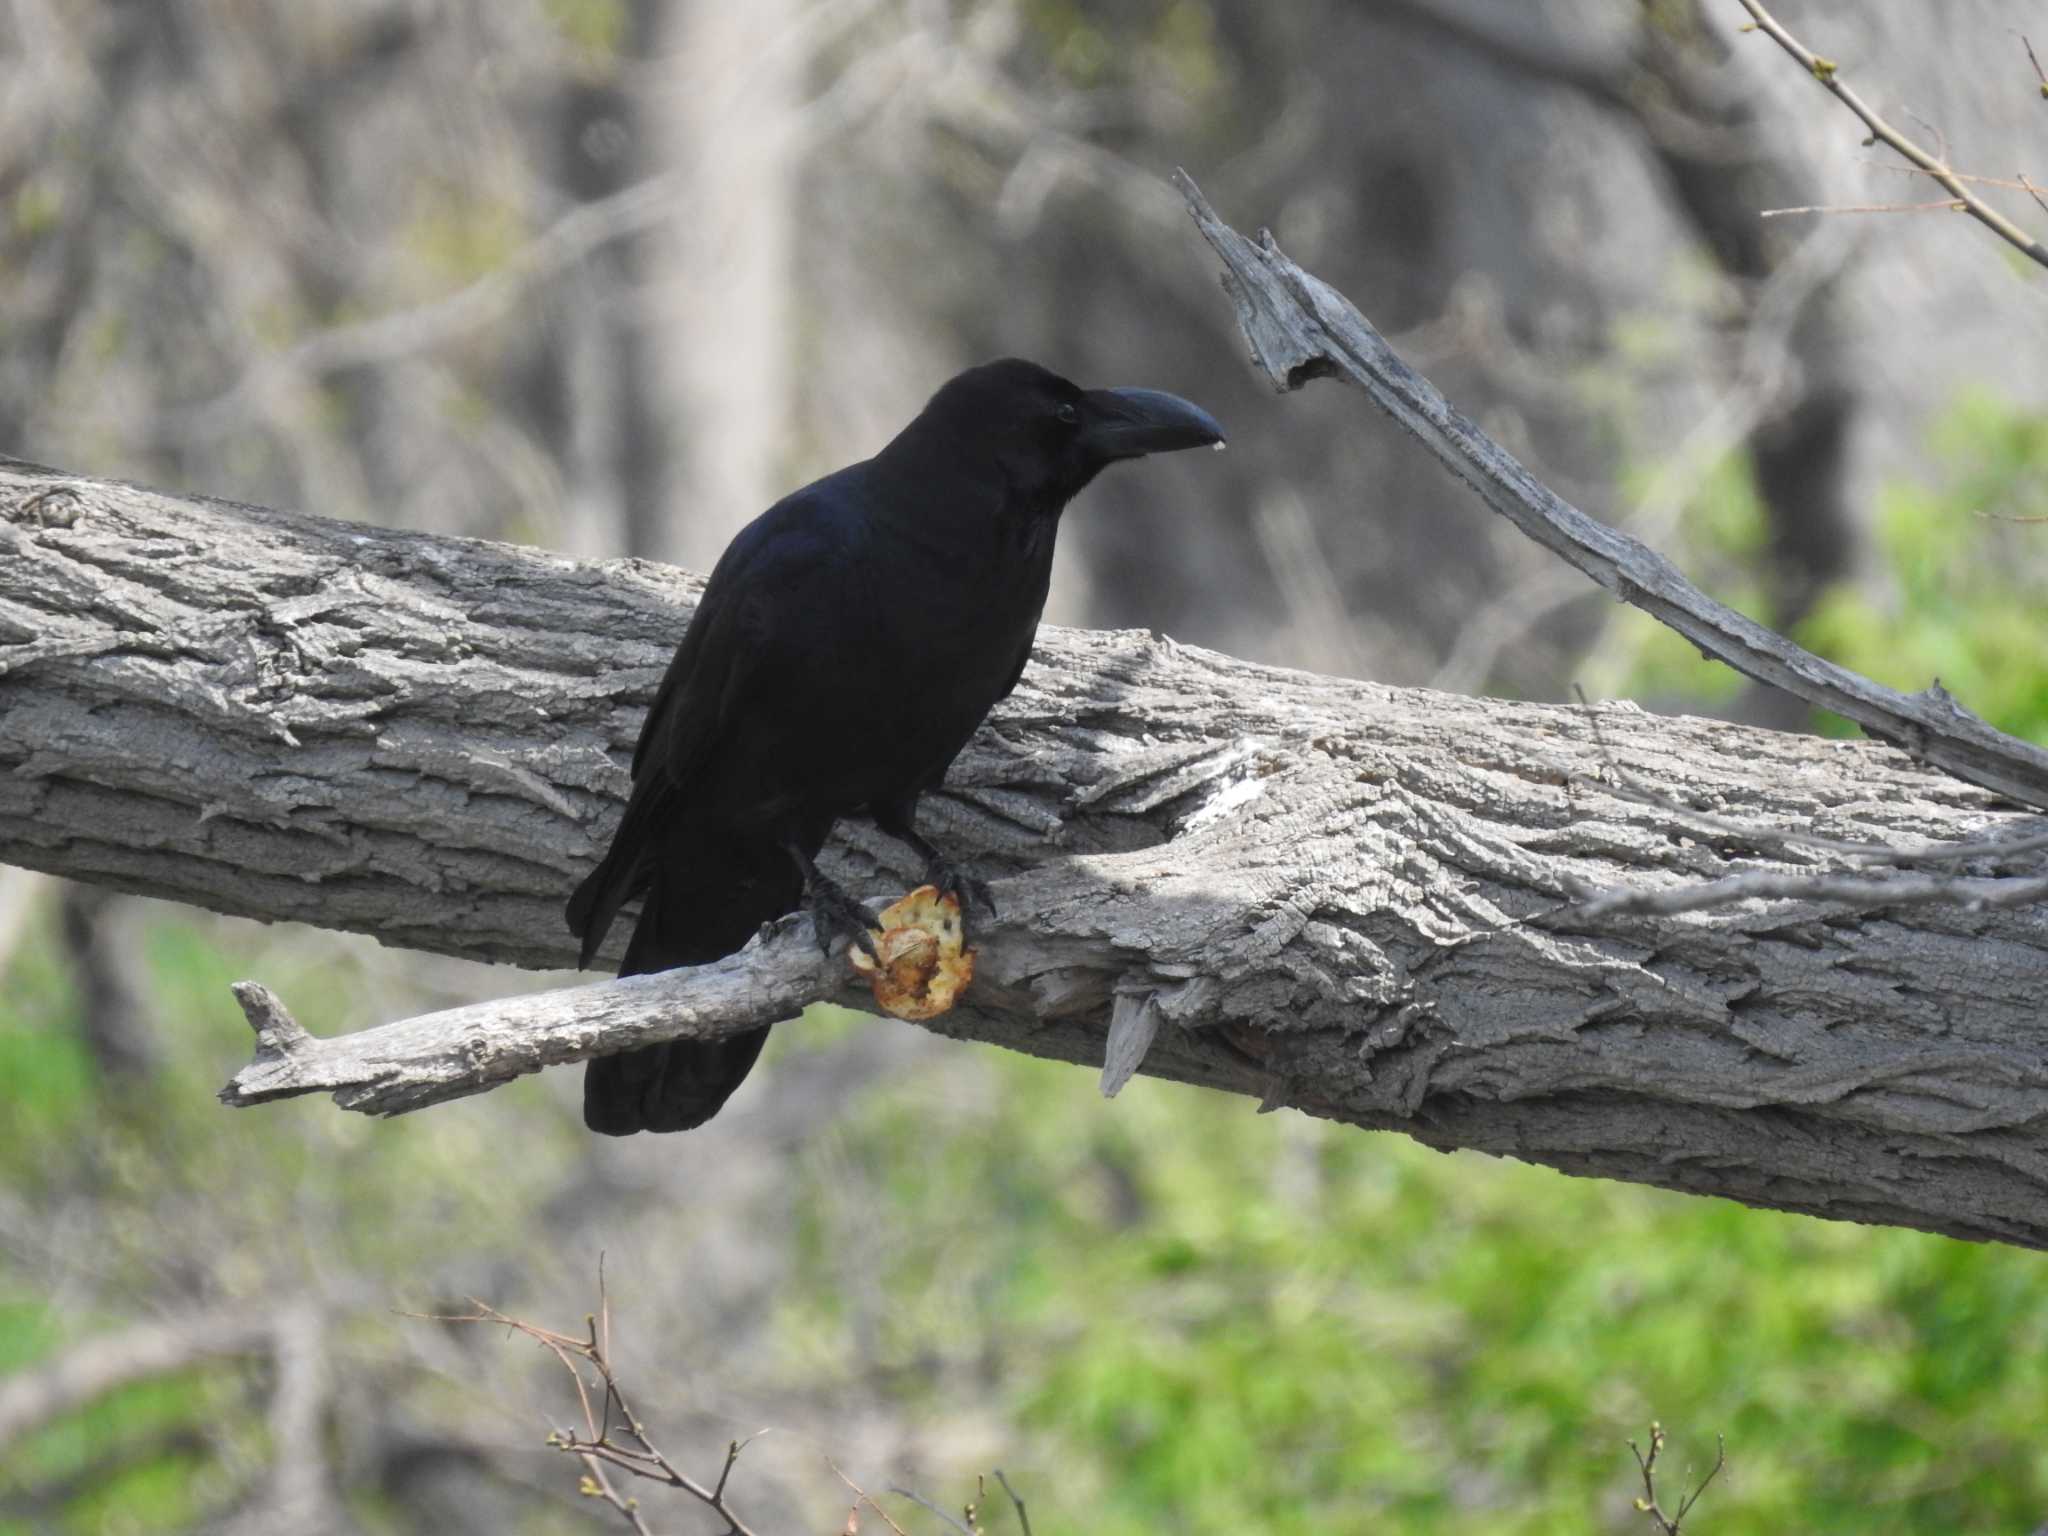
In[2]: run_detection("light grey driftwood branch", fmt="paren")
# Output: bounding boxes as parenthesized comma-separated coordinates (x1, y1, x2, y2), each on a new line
(1173, 171, 2048, 813)
(7, 450, 2048, 1242)
(221, 918, 854, 1114)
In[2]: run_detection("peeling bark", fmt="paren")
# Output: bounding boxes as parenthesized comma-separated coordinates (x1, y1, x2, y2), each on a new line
(6, 455, 2048, 1246)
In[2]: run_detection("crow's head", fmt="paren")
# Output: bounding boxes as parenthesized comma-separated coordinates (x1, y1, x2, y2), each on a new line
(897, 357, 1224, 510)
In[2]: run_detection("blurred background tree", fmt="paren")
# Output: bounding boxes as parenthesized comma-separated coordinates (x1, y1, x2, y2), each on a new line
(5, 1, 2048, 1531)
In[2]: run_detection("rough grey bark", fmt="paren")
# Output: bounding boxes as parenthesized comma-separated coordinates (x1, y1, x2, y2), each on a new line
(6, 456, 2048, 1247)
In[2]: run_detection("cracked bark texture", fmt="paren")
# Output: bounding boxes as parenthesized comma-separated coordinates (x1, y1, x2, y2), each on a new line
(5, 457, 2048, 1248)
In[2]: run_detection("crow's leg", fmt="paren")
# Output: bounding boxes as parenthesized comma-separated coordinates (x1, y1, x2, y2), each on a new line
(870, 795, 997, 925)
(782, 840, 880, 958)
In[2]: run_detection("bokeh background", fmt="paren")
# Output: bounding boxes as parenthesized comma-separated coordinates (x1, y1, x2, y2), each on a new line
(7, 1, 2048, 1531)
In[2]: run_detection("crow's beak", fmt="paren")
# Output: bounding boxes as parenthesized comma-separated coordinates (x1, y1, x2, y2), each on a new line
(1078, 387, 1226, 461)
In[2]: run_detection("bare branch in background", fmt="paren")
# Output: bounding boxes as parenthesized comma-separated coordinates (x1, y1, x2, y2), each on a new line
(159, 175, 682, 447)
(432, 1278, 1037, 1536)
(1733, 0, 2048, 267)
(829, 1461, 915, 1536)
(1762, 198, 1990, 219)
(218, 1303, 339, 1536)
(1174, 171, 2048, 812)
(433, 1288, 766, 1536)
(0, 1310, 274, 1454)
(2021, 32, 2048, 98)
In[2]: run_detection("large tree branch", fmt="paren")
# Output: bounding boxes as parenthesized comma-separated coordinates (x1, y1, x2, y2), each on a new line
(11, 197, 2048, 1246)
(9, 454, 2048, 1247)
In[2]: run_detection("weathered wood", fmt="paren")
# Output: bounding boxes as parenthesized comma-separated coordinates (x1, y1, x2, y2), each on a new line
(7, 455, 2048, 1246)
(220, 930, 850, 1115)
(1174, 171, 2048, 812)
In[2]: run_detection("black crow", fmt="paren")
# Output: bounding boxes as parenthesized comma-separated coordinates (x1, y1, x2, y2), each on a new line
(567, 358, 1223, 1134)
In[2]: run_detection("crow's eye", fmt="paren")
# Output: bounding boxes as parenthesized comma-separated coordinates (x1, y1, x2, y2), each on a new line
(1054, 402, 1080, 425)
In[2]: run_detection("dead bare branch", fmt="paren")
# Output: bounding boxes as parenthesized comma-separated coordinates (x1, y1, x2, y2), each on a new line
(1173, 170, 2048, 812)
(992, 1470, 1033, 1536)
(218, 923, 851, 1116)
(828, 1460, 915, 1536)
(430, 1283, 765, 1536)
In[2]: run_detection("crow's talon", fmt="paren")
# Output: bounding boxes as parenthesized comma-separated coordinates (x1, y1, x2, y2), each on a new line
(805, 880, 880, 959)
(925, 862, 998, 935)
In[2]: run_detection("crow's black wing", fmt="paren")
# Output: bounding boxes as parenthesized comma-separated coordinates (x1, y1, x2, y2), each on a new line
(565, 489, 854, 968)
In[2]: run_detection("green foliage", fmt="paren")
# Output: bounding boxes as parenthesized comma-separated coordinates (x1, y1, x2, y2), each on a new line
(2, 888, 2041, 1533)
(1588, 449, 1770, 708)
(539, 0, 628, 62)
(784, 1054, 2048, 1535)
(1019, 0, 1227, 104)
(8, 177, 64, 240)
(401, 189, 526, 294)
(1798, 393, 2048, 739)
(1600, 393, 2048, 740)
(0, 906, 583, 1532)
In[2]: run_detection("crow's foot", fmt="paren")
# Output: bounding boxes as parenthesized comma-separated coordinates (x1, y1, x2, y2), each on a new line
(805, 872, 881, 960)
(783, 839, 881, 959)
(923, 860, 997, 925)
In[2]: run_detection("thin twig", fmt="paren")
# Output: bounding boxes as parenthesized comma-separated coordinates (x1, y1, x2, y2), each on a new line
(888, 1484, 978, 1536)
(992, 1470, 1034, 1536)
(2020, 32, 2048, 98)
(1977, 500, 2048, 525)
(1629, 1423, 1727, 1535)
(1860, 160, 2044, 192)
(1733, 0, 2048, 267)
(1761, 198, 1968, 218)
(420, 1283, 766, 1536)
(827, 1462, 913, 1536)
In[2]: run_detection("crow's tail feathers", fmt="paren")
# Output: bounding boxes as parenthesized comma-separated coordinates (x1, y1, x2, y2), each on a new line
(564, 840, 646, 972)
(574, 822, 804, 1136)
(582, 1028, 772, 1135)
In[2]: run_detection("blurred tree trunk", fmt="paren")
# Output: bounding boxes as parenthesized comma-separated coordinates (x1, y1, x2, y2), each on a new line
(528, 1, 671, 563)
(643, 0, 798, 568)
(58, 883, 160, 1081)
